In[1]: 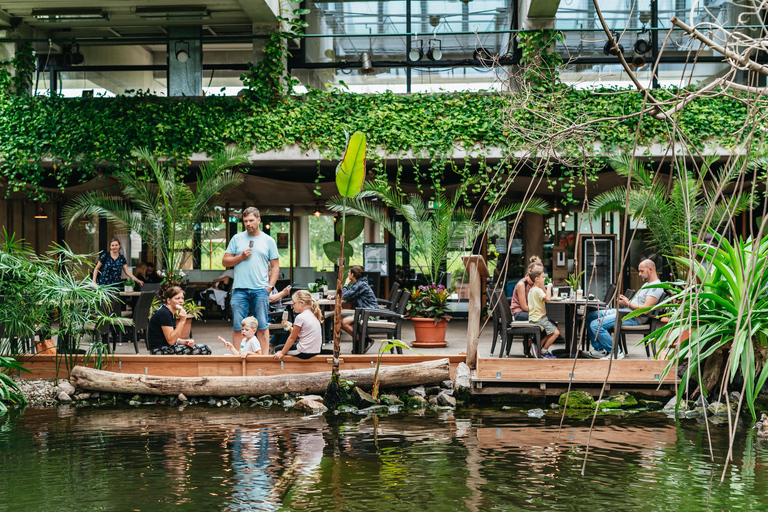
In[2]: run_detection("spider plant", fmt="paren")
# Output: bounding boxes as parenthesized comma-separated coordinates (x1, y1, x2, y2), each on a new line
(62, 147, 249, 277)
(634, 232, 768, 419)
(0, 232, 120, 374)
(0, 355, 29, 414)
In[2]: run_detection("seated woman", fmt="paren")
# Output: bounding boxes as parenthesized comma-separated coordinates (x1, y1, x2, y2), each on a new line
(333, 265, 380, 339)
(273, 290, 323, 360)
(509, 256, 544, 321)
(133, 262, 148, 284)
(147, 286, 212, 355)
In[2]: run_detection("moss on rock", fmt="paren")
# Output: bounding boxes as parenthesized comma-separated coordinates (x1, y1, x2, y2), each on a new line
(597, 393, 638, 410)
(558, 391, 595, 409)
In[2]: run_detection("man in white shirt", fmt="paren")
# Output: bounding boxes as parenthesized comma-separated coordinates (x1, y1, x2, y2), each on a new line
(587, 259, 664, 359)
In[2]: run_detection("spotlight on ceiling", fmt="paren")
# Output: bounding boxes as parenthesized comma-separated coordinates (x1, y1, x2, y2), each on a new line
(63, 43, 84, 66)
(409, 40, 424, 61)
(603, 32, 624, 57)
(633, 38, 651, 66)
(426, 40, 442, 61)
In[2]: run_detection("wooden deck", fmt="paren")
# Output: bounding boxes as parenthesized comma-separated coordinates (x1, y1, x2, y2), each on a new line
(16, 353, 677, 397)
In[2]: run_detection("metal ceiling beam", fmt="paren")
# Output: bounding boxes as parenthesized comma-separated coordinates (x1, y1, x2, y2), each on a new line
(235, 0, 279, 23)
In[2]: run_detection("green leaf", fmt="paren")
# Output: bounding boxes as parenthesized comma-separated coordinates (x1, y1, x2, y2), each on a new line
(335, 215, 364, 240)
(323, 241, 354, 264)
(335, 131, 366, 197)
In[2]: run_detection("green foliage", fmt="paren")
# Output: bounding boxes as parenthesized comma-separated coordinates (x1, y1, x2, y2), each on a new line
(0, 233, 120, 371)
(372, 339, 416, 400)
(517, 30, 565, 91)
(149, 297, 205, 320)
(565, 271, 584, 292)
(239, 8, 307, 105)
(335, 131, 367, 197)
(0, 42, 34, 97)
(328, 176, 549, 284)
(323, 216, 364, 264)
(0, 86, 762, 200)
(590, 156, 757, 278)
(61, 147, 249, 274)
(0, 355, 29, 414)
(636, 233, 768, 419)
(407, 283, 451, 320)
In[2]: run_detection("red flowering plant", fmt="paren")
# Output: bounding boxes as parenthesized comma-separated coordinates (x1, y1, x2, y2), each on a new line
(407, 283, 452, 323)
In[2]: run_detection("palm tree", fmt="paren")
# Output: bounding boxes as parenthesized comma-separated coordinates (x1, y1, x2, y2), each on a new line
(62, 147, 249, 277)
(327, 178, 550, 285)
(590, 155, 756, 279)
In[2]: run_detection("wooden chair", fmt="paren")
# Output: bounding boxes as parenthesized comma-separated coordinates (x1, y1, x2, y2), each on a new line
(493, 290, 542, 358)
(352, 289, 411, 354)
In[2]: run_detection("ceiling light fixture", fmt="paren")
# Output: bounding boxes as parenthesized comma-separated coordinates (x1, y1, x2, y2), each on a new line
(633, 36, 651, 67)
(409, 40, 424, 61)
(314, 203, 322, 218)
(32, 8, 107, 21)
(175, 41, 190, 63)
(426, 39, 443, 61)
(135, 6, 210, 20)
(603, 31, 624, 57)
(34, 205, 48, 219)
(63, 43, 85, 66)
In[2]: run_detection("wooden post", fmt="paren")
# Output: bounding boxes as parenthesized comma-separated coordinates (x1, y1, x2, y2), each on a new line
(242, 358, 246, 377)
(462, 255, 489, 370)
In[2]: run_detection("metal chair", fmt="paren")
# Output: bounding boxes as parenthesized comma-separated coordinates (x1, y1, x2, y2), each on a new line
(486, 280, 504, 356)
(352, 289, 411, 354)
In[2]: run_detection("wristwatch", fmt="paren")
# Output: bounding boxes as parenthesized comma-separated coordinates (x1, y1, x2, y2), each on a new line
(267, 285, 274, 291)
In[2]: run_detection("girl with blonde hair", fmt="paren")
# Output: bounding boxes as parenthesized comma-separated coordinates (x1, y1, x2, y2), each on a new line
(273, 290, 323, 360)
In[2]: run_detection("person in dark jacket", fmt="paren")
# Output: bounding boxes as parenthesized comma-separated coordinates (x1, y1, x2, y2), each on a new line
(336, 265, 380, 339)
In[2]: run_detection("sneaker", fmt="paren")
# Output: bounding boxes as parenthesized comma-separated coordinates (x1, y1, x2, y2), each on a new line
(540, 350, 556, 359)
(600, 350, 625, 360)
(588, 349, 608, 359)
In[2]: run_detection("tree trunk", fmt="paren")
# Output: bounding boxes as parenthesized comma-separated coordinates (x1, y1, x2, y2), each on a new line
(70, 358, 451, 397)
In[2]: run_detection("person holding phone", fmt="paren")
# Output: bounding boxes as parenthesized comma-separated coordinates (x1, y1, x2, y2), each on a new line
(222, 207, 280, 355)
(147, 286, 212, 355)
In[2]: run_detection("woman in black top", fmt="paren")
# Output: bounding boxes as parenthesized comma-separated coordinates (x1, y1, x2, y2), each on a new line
(92, 238, 144, 288)
(147, 286, 212, 355)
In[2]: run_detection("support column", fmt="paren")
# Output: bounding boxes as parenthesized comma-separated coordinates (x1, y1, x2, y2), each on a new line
(524, 213, 544, 265)
(363, 218, 379, 243)
(295, 215, 310, 267)
(168, 26, 202, 97)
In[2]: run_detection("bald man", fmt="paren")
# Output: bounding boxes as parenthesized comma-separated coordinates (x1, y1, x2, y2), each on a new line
(586, 259, 663, 359)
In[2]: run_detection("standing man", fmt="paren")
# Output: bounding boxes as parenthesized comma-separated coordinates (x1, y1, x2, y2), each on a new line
(223, 207, 280, 354)
(586, 259, 664, 359)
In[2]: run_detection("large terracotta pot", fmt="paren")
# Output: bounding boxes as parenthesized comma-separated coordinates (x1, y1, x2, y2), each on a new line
(411, 317, 449, 348)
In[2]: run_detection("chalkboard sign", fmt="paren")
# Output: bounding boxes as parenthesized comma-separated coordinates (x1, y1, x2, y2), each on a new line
(363, 243, 388, 277)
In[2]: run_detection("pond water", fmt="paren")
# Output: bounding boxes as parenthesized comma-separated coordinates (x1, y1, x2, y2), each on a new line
(1, 406, 767, 511)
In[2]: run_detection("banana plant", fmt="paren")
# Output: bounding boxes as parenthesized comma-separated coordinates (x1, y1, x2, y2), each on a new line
(325, 131, 366, 409)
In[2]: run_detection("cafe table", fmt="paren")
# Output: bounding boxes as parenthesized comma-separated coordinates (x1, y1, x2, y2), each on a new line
(547, 297, 605, 357)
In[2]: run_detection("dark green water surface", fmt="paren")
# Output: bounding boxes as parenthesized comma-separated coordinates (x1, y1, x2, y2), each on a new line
(1, 406, 767, 511)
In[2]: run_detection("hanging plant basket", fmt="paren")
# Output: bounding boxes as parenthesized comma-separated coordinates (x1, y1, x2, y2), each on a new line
(411, 317, 449, 348)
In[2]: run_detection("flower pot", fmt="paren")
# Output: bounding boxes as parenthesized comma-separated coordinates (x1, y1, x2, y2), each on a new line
(124, 285, 134, 292)
(180, 318, 193, 339)
(411, 317, 449, 348)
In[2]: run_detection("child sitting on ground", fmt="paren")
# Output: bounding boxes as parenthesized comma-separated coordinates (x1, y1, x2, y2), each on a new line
(273, 290, 323, 360)
(527, 267, 560, 359)
(219, 316, 261, 357)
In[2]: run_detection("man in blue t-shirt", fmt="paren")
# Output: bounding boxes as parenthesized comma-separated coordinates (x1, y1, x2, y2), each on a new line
(223, 207, 280, 354)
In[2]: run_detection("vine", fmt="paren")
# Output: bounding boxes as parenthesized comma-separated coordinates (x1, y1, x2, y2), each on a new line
(0, 42, 35, 97)
(0, 88, 761, 200)
(239, 8, 309, 105)
(517, 30, 565, 92)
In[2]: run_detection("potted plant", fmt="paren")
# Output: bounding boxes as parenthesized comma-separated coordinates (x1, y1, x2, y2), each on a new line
(407, 283, 452, 347)
(124, 279, 136, 292)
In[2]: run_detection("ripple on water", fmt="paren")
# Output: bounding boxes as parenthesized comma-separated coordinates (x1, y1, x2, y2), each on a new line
(1, 407, 768, 511)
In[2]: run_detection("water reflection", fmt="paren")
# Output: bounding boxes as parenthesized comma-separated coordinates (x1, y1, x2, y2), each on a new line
(1, 407, 767, 511)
